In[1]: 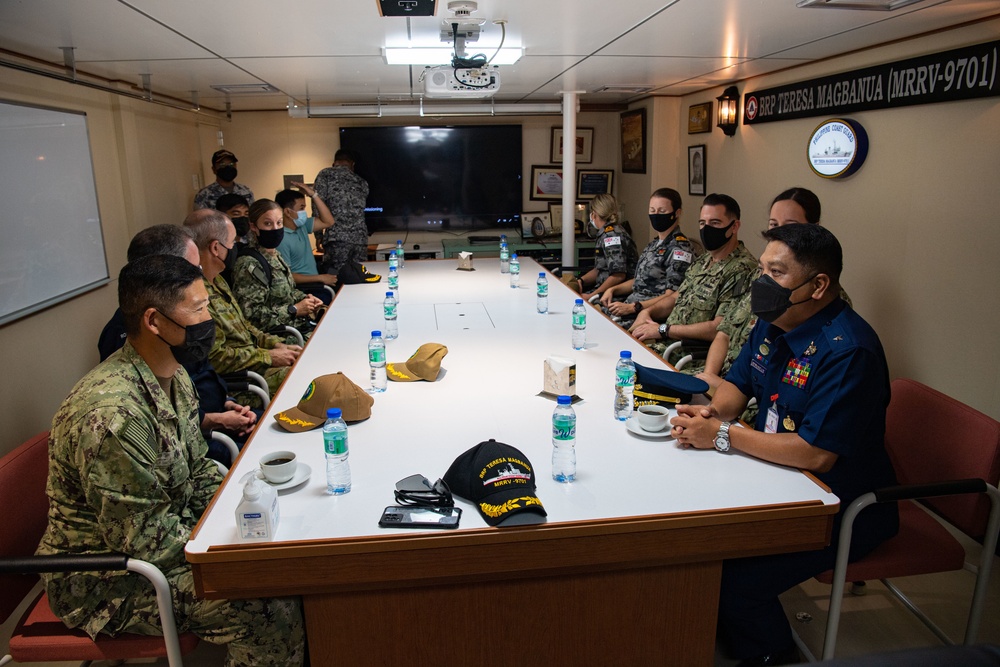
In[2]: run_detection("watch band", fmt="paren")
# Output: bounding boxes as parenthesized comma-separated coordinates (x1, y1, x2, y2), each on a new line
(634, 301, 643, 314)
(715, 421, 732, 453)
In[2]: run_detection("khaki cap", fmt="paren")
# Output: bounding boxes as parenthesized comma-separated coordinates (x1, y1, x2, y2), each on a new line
(386, 343, 448, 382)
(273, 372, 373, 432)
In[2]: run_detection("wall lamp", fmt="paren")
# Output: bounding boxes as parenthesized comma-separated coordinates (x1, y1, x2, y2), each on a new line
(716, 86, 740, 137)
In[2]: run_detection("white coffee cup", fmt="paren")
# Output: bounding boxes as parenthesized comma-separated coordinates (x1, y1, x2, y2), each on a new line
(636, 404, 671, 432)
(260, 450, 297, 484)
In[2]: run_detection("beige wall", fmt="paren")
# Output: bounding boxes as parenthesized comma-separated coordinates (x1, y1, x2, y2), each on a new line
(0, 69, 218, 455)
(2, 17, 996, 457)
(675, 18, 1000, 420)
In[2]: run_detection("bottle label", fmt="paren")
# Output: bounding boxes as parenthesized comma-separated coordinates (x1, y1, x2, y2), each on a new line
(552, 417, 576, 442)
(369, 348, 385, 364)
(573, 312, 586, 327)
(537, 283, 548, 296)
(616, 368, 635, 388)
(388, 275, 398, 289)
(325, 431, 348, 455)
(384, 303, 397, 318)
(500, 250, 509, 260)
(511, 264, 519, 274)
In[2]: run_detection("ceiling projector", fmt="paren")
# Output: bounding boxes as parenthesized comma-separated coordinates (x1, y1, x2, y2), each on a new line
(423, 65, 500, 98)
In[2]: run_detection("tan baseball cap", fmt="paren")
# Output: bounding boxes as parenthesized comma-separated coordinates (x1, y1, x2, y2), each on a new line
(273, 373, 373, 432)
(386, 343, 448, 382)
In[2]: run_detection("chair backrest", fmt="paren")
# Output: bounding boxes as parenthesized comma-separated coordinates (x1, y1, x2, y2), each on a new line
(0, 431, 52, 622)
(885, 378, 1000, 540)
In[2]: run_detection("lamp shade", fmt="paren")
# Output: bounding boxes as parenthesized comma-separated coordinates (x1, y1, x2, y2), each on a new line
(716, 86, 740, 137)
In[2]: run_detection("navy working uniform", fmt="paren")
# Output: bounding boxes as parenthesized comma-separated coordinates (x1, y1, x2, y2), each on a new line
(719, 298, 899, 660)
(592, 223, 638, 288)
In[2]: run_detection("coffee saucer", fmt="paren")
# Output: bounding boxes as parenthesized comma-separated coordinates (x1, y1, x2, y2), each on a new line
(242, 464, 312, 492)
(625, 415, 673, 439)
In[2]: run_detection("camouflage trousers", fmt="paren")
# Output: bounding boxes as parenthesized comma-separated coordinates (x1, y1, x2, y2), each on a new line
(109, 567, 305, 667)
(322, 242, 368, 275)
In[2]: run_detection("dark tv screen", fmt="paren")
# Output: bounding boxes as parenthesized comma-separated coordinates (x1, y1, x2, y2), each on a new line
(339, 125, 522, 233)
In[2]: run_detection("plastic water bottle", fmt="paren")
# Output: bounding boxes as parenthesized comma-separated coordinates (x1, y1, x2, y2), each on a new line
(552, 395, 577, 483)
(323, 408, 351, 495)
(395, 240, 405, 268)
(388, 250, 398, 272)
(509, 253, 520, 288)
(368, 330, 387, 393)
(536, 272, 548, 313)
(572, 298, 587, 350)
(499, 234, 507, 254)
(383, 291, 398, 340)
(614, 350, 637, 421)
(388, 265, 399, 303)
(500, 242, 510, 273)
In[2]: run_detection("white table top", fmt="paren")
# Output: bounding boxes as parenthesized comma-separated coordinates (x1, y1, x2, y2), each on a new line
(187, 258, 837, 555)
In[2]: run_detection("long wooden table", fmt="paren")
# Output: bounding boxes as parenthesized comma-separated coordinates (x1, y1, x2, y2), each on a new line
(187, 258, 838, 666)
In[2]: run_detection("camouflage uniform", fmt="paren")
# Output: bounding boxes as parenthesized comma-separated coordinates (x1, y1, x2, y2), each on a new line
(205, 275, 289, 397)
(650, 241, 757, 372)
(602, 228, 697, 326)
(231, 235, 314, 338)
(193, 182, 255, 211)
(592, 223, 639, 288)
(36, 342, 304, 666)
(314, 165, 370, 273)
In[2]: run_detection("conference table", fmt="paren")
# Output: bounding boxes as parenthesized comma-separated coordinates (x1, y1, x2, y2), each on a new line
(186, 257, 839, 666)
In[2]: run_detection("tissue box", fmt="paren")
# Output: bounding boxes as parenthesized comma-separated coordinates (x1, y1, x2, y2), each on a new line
(544, 356, 576, 396)
(457, 252, 474, 271)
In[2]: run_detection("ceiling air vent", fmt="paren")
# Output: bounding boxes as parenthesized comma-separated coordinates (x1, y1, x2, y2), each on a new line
(796, 0, 936, 10)
(209, 83, 280, 94)
(591, 85, 653, 94)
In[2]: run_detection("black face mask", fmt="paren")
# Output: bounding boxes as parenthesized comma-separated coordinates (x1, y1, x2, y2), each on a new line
(218, 240, 238, 274)
(256, 227, 285, 249)
(649, 212, 677, 233)
(699, 219, 736, 251)
(231, 216, 250, 237)
(750, 273, 816, 323)
(156, 311, 216, 366)
(216, 165, 238, 182)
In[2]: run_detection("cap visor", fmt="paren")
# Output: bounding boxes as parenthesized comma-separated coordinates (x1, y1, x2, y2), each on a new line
(273, 406, 323, 432)
(476, 490, 547, 527)
(386, 362, 422, 382)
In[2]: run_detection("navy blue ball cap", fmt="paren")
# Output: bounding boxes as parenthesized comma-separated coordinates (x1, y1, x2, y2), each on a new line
(633, 362, 709, 407)
(443, 439, 546, 527)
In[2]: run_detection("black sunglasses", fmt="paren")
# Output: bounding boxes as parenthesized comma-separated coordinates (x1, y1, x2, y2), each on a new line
(394, 474, 454, 508)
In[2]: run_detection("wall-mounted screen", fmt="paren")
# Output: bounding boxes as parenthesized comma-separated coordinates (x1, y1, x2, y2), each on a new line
(339, 124, 522, 233)
(0, 100, 108, 325)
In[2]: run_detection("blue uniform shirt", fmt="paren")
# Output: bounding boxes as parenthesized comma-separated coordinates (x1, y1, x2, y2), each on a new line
(276, 217, 318, 276)
(727, 298, 898, 542)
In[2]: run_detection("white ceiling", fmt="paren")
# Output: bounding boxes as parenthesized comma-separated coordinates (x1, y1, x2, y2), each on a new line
(1, 0, 997, 114)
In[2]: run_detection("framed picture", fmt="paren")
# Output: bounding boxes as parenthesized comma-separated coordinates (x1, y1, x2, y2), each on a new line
(549, 202, 588, 235)
(550, 127, 594, 164)
(688, 145, 706, 196)
(687, 102, 713, 134)
(577, 169, 614, 200)
(529, 165, 564, 201)
(521, 211, 553, 238)
(619, 108, 647, 173)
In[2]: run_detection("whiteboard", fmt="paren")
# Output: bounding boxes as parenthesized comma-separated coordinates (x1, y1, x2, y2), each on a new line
(0, 100, 109, 326)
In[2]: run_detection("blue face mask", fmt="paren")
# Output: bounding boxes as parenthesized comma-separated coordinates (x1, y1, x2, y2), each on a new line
(295, 210, 308, 223)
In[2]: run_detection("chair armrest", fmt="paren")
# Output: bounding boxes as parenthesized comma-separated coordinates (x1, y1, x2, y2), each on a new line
(873, 478, 987, 504)
(0, 553, 129, 575)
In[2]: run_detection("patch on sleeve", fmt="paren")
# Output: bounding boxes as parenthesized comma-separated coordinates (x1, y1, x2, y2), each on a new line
(671, 249, 693, 264)
(249, 262, 269, 287)
(603, 236, 622, 247)
(111, 414, 159, 463)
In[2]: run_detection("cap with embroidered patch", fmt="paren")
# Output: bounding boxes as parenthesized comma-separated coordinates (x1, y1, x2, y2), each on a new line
(442, 439, 546, 527)
(273, 372, 373, 432)
(633, 362, 709, 408)
(211, 149, 237, 165)
(387, 343, 448, 382)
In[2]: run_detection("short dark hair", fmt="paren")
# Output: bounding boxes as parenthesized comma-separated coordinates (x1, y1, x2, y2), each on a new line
(119, 255, 203, 337)
(771, 187, 821, 225)
(127, 225, 194, 263)
(702, 193, 740, 220)
(762, 223, 842, 285)
(334, 148, 356, 163)
(275, 189, 305, 210)
(215, 193, 249, 212)
(249, 198, 281, 225)
(650, 187, 682, 213)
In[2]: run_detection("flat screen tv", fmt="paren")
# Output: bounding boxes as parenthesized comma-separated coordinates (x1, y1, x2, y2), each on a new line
(338, 125, 522, 234)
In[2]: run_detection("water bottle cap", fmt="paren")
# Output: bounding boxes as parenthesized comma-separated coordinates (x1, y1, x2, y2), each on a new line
(620, 350, 632, 358)
(390, 250, 396, 256)
(371, 330, 382, 337)
(397, 240, 402, 244)
(386, 291, 393, 297)
(575, 298, 584, 304)
(389, 265, 397, 272)
(539, 272, 545, 277)
(557, 395, 572, 405)
(511, 253, 518, 258)
(327, 407, 342, 419)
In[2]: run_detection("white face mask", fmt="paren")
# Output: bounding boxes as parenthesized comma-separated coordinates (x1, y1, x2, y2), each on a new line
(295, 210, 308, 223)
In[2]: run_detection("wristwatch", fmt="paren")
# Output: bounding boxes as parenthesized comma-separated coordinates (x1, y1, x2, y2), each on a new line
(287, 304, 297, 317)
(658, 323, 671, 338)
(634, 302, 643, 314)
(714, 421, 732, 453)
